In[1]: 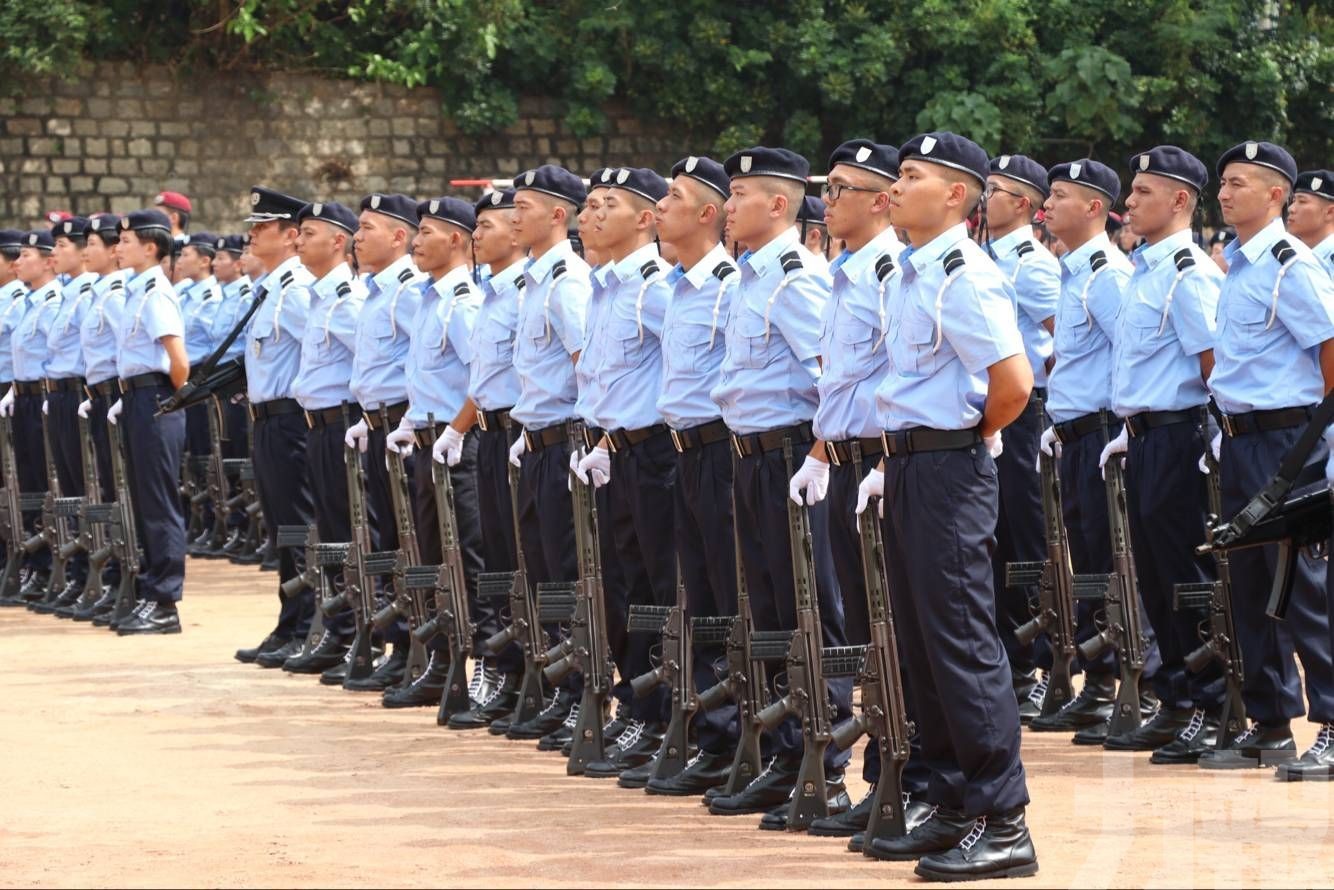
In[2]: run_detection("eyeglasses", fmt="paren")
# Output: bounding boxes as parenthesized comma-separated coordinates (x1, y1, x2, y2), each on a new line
(983, 184, 1026, 201)
(821, 182, 882, 202)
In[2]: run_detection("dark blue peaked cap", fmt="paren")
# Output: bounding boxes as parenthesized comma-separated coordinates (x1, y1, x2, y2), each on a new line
(475, 189, 517, 215)
(1048, 159, 1121, 202)
(899, 132, 989, 187)
(1216, 141, 1297, 184)
(246, 186, 306, 223)
(723, 146, 810, 183)
(1128, 146, 1209, 192)
(360, 193, 420, 227)
(515, 165, 587, 206)
(989, 154, 1049, 196)
(1296, 170, 1334, 201)
(671, 156, 730, 199)
(417, 196, 477, 231)
(298, 200, 359, 234)
(829, 139, 900, 181)
(120, 209, 172, 234)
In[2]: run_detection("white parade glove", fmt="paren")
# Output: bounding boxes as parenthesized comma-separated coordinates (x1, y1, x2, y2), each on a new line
(77, 399, 92, 419)
(508, 433, 526, 467)
(1036, 426, 1061, 472)
(41, 398, 48, 416)
(0, 386, 14, 417)
(984, 431, 1003, 459)
(344, 418, 369, 453)
(1198, 431, 1222, 474)
(855, 466, 885, 519)
(107, 398, 123, 426)
(788, 454, 830, 506)
(568, 446, 587, 484)
(1098, 425, 1128, 479)
(433, 425, 465, 467)
(577, 445, 611, 488)
(385, 418, 415, 457)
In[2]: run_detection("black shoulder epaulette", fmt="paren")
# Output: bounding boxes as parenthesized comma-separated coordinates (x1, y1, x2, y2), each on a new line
(779, 250, 803, 275)
(1172, 248, 1196, 273)
(1016, 241, 1035, 257)
(279, 270, 295, 289)
(551, 260, 567, 280)
(712, 262, 736, 281)
(453, 282, 471, 298)
(79, 281, 94, 295)
(335, 282, 352, 299)
(144, 277, 156, 293)
(108, 278, 124, 291)
(1090, 250, 1108, 273)
(1271, 239, 1296, 265)
(515, 276, 527, 290)
(943, 248, 966, 275)
(639, 260, 659, 280)
(396, 268, 414, 284)
(239, 283, 251, 298)
(874, 255, 896, 282)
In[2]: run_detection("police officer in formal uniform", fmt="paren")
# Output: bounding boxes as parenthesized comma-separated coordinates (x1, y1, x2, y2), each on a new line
(434, 188, 530, 730)
(175, 232, 224, 551)
(503, 165, 591, 741)
(234, 187, 317, 666)
(798, 194, 832, 265)
(0, 228, 31, 588)
(1100, 148, 1227, 757)
(285, 200, 366, 677)
(1031, 157, 1143, 740)
(706, 146, 852, 819)
(107, 209, 190, 634)
(1288, 170, 1334, 273)
(642, 155, 741, 795)
(1202, 141, 1334, 779)
(854, 132, 1036, 879)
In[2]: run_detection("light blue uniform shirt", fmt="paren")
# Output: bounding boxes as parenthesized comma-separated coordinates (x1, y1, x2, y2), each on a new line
(1048, 233, 1131, 422)
(1210, 219, 1334, 413)
(574, 263, 611, 427)
(814, 227, 903, 441)
(293, 263, 364, 411)
(12, 280, 61, 382)
(244, 255, 314, 403)
(657, 243, 736, 430)
(210, 276, 254, 363)
(874, 224, 1024, 432)
(350, 254, 422, 410)
(0, 281, 32, 384)
(405, 265, 481, 428)
(79, 270, 127, 385)
(575, 242, 670, 431)
(710, 227, 830, 435)
(180, 275, 222, 366)
(512, 240, 590, 431)
(467, 261, 525, 411)
(1111, 228, 1219, 417)
(1311, 232, 1334, 278)
(46, 270, 97, 379)
(989, 226, 1059, 387)
(116, 266, 183, 378)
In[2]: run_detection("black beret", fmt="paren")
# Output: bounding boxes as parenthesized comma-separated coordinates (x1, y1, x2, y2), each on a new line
(119, 209, 172, 236)
(1210, 228, 1236, 247)
(475, 189, 516, 216)
(1048, 159, 1121, 203)
(798, 195, 826, 224)
(87, 214, 121, 242)
(184, 232, 218, 255)
(359, 193, 420, 228)
(23, 229, 56, 252)
(297, 200, 359, 235)
(0, 229, 26, 250)
(1216, 141, 1297, 184)
(1128, 145, 1208, 192)
(515, 164, 587, 207)
(670, 155, 730, 200)
(899, 132, 989, 187)
(215, 234, 246, 255)
(603, 167, 669, 205)
(52, 216, 91, 241)
(988, 154, 1049, 197)
(1295, 170, 1334, 201)
(723, 146, 810, 184)
(588, 168, 615, 191)
(828, 139, 900, 182)
(416, 196, 476, 232)
(245, 186, 306, 223)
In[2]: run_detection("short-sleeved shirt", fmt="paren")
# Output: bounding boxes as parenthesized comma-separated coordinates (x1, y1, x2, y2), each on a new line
(80, 270, 128, 386)
(180, 275, 223, 366)
(45, 270, 98, 379)
(1111, 228, 1220, 417)
(117, 266, 184, 378)
(709, 227, 830, 435)
(512, 239, 590, 430)
(12, 280, 62, 382)
(988, 226, 1060, 387)
(873, 223, 1024, 432)
(244, 255, 315, 403)
(1312, 232, 1334, 277)
(293, 263, 364, 411)
(814, 226, 903, 441)
(1048, 233, 1131, 422)
(657, 243, 736, 430)
(350, 253, 422, 410)
(210, 276, 254, 363)
(0, 281, 33, 384)
(467, 261, 524, 412)
(405, 264, 480, 428)
(1209, 218, 1334, 413)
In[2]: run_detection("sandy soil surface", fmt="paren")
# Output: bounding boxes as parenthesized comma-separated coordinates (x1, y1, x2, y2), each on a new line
(1, 557, 1332, 888)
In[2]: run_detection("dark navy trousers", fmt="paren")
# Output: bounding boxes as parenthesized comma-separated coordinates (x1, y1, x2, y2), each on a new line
(993, 395, 1046, 677)
(305, 415, 352, 638)
(252, 410, 314, 639)
(364, 424, 413, 648)
(12, 393, 50, 573)
(47, 388, 88, 584)
(121, 384, 186, 604)
(476, 421, 524, 674)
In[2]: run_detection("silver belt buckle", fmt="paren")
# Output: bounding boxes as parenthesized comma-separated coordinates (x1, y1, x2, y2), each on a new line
(827, 441, 843, 467)
(477, 411, 490, 432)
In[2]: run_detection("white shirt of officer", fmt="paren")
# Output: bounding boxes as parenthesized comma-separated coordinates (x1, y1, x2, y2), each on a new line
(405, 264, 480, 428)
(117, 264, 183, 378)
(244, 254, 314, 402)
(657, 242, 736, 430)
(988, 225, 1059, 387)
(292, 261, 364, 411)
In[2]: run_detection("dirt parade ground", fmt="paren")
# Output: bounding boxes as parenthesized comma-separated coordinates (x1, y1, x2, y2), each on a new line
(1, 558, 1332, 889)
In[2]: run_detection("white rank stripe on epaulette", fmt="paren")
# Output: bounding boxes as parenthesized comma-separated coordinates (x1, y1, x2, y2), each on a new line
(1079, 251, 1111, 330)
(1156, 248, 1197, 336)
(764, 251, 806, 344)
(324, 281, 353, 346)
(634, 260, 666, 345)
(708, 262, 737, 350)
(1266, 240, 1299, 332)
(873, 253, 899, 349)
(932, 249, 968, 353)
(387, 267, 415, 339)
(439, 281, 474, 352)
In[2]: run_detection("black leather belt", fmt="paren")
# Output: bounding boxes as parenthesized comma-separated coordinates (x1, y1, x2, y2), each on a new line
(87, 378, 121, 400)
(304, 403, 357, 430)
(881, 427, 982, 457)
(122, 372, 172, 391)
(476, 407, 512, 433)
(1053, 410, 1112, 446)
(523, 421, 571, 453)
(1221, 406, 1312, 437)
(413, 422, 450, 450)
(250, 397, 302, 422)
(362, 400, 409, 431)
(45, 377, 86, 394)
(10, 380, 44, 396)
(731, 421, 813, 459)
(669, 419, 731, 453)
(826, 436, 885, 466)
(1124, 407, 1202, 438)
(607, 423, 669, 453)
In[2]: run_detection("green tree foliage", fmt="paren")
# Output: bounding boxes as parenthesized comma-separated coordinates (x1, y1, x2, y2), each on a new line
(4, 0, 1330, 166)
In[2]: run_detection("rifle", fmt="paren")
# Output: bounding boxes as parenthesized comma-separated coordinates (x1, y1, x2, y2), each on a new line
(0, 416, 44, 600)
(199, 398, 230, 552)
(627, 562, 693, 781)
(86, 417, 141, 625)
(56, 413, 105, 614)
(183, 454, 210, 542)
(1077, 456, 1147, 737)
(28, 396, 68, 605)
(479, 413, 548, 726)
(279, 523, 328, 658)
(542, 424, 612, 775)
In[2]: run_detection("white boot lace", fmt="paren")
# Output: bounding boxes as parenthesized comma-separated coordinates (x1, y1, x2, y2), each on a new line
(958, 817, 987, 852)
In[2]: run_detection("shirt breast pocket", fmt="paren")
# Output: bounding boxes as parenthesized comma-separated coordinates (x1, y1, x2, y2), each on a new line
(1221, 296, 1271, 357)
(730, 309, 771, 370)
(606, 315, 645, 371)
(891, 315, 937, 378)
(668, 321, 715, 374)
(485, 318, 516, 364)
(834, 313, 875, 365)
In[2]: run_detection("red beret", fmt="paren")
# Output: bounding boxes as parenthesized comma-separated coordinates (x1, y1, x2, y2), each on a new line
(154, 191, 192, 213)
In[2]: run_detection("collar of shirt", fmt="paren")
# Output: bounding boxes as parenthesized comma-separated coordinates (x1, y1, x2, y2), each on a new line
(1134, 227, 1195, 272)
(259, 255, 305, 293)
(2, 280, 26, 301)
(590, 262, 612, 289)
(129, 266, 168, 294)
(836, 227, 903, 285)
(428, 264, 473, 302)
(989, 225, 1035, 258)
(312, 262, 354, 301)
(676, 242, 733, 291)
(906, 222, 969, 276)
(30, 280, 60, 302)
(1315, 231, 1334, 260)
(607, 242, 661, 285)
(483, 261, 525, 299)
(1060, 231, 1114, 277)
(526, 238, 575, 284)
(1226, 216, 1286, 267)
(95, 269, 127, 293)
(369, 253, 418, 294)
(192, 275, 219, 298)
(741, 226, 800, 277)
